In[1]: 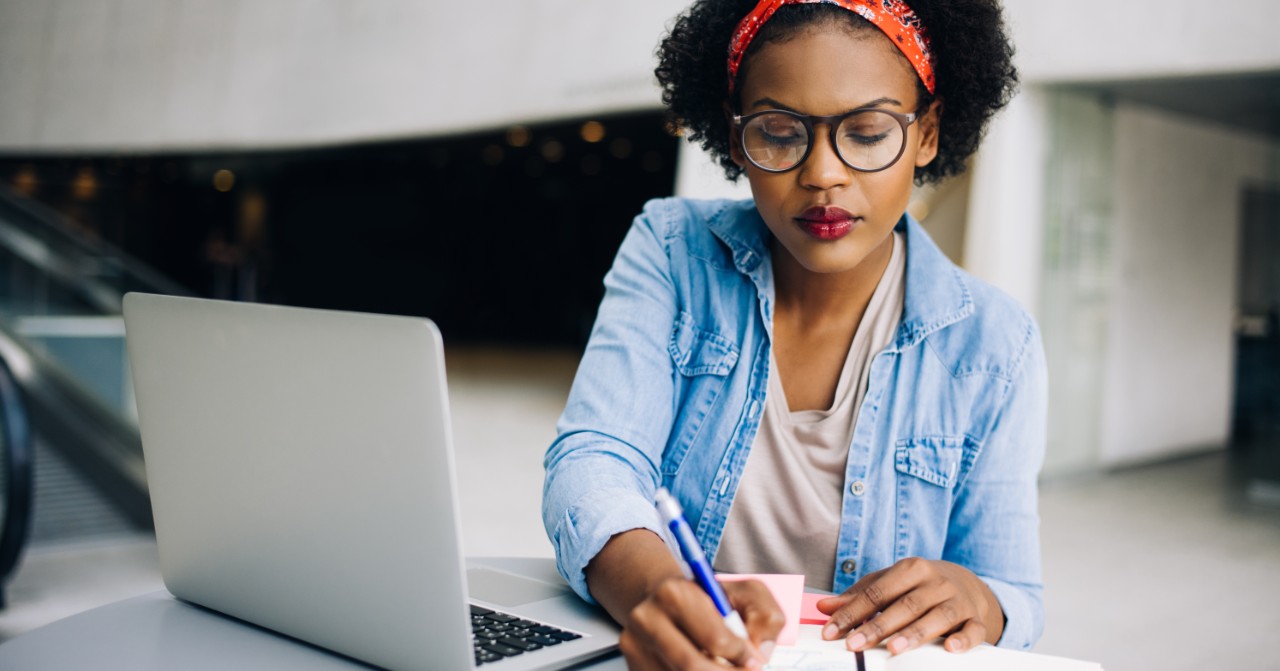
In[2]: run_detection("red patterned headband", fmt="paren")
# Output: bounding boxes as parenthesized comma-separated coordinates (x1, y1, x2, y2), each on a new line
(727, 0, 936, 95)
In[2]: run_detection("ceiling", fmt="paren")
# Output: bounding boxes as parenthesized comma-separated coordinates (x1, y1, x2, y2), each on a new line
(1064, 70, 1280, 140)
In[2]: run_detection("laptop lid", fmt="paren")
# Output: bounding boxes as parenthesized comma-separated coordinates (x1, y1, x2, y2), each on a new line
(124, 293, 477, 670)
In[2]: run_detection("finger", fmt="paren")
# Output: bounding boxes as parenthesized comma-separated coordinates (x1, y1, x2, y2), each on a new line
(816, 569, 887, 615)
(618, 629, 672, 671)
(882, 600, 971, 655)
(846, 578, 964, 651)
(724, 580, 786, 654)
(823, 560, 930, 639)
(629, 596, 741, 671)
(943, 619, 987, 654)
(650, 579, 761, 669)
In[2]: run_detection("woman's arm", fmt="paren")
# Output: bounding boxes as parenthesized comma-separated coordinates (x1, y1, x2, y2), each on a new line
(542, 201, 681, 602)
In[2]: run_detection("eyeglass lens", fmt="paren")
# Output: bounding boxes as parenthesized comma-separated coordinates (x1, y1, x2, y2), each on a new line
(740, 110, 905, 172)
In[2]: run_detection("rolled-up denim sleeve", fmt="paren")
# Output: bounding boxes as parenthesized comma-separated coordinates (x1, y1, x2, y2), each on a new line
(943, 322, 1048, 650)
(542, 200, 682, 604)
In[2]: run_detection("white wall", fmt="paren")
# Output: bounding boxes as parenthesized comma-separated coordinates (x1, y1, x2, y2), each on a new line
(1003, 0, 1280, 82)
(1098, 104, 1280, 465)
(0, 0, 688, 153)
(964, 89, 1049, 315)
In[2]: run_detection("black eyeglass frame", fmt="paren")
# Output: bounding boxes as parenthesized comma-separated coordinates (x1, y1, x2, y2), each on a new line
(731, 108, 918, 174)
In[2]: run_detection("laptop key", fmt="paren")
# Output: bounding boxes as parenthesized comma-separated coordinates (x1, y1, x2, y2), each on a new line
(470, 605, 495, 616)
(550, 630, 582, 641)
(528, 634, 561, 646)
(482, 642, 524, 657)
(499, 636, 542, 652)
(485, 612, 519, 623)
(476, 650, 503, 665)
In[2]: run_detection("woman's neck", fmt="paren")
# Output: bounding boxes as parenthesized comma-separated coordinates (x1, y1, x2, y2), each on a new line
(772, 231, 896, 330)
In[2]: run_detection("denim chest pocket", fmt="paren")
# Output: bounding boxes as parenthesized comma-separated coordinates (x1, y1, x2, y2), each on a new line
(892, 436, 968, 560)
(894, 437, 964, 488)
(668, 311, 739, 375)
(663, 312, 739, 476)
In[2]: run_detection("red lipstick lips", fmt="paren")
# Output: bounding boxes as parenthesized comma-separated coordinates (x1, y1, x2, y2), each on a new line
(796, 206, 857, 241)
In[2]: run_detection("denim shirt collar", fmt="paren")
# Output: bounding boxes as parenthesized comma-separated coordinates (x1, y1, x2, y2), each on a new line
(705, 199, 974, 350)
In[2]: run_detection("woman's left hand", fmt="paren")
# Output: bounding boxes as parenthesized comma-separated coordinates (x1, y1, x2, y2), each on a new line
(815, 557, 1004, 655)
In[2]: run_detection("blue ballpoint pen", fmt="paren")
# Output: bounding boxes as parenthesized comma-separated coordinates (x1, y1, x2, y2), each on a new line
(655, 487, 749, 640)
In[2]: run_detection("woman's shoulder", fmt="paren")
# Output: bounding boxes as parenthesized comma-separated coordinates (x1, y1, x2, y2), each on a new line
(907, 231, 1042, 383)
(630, 197, 764, 273)
(634, 196, 756, 240)
(958, 273, 1042, 378)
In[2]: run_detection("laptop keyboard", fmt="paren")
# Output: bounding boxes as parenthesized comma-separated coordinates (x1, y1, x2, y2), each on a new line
(470, 604, 583, 666)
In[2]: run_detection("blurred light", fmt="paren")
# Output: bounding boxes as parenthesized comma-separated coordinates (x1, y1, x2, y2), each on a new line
(641, 150, 663, 173)
(482, 144, 505, 166)
(541, 139, 564, 163)
(213, 169, 235, 192)
(581, 155, 602, 176)
(12, 164, 38, 196)
(71, 166, 99, 201)
(506, 126, 531, 148)
(610, 138, 633, 159)
(580, 121, 606, 143)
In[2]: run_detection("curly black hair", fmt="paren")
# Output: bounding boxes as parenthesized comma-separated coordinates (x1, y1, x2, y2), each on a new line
(654, 0, 1018, 185)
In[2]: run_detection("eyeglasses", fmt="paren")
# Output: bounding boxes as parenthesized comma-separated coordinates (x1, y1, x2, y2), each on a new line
(732, 108, 917, 173)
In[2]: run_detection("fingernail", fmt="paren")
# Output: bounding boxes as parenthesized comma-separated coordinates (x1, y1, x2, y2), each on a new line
(846, 632, 867, 650)
(745, 656, 763, 671)
(889, 636, 910, 654)
(822, 623, 838, 640)
(759, 641, 776, 662)
(945, 637, 962, 652)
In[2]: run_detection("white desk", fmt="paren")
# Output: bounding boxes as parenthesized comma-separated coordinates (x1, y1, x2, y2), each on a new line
(0, 557, 626, 670)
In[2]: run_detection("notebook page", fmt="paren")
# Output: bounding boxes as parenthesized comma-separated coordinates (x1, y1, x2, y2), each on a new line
(766, 626, 1104, 671)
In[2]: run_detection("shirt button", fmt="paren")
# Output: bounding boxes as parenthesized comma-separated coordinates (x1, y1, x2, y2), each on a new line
(850, 481, 866, 496)
(841, 559, 857, 575)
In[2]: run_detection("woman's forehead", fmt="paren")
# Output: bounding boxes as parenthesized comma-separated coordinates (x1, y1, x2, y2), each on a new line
(737, 24, 919, 113)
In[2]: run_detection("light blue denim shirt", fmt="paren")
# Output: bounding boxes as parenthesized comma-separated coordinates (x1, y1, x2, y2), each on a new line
(543, 197, 1047, 650)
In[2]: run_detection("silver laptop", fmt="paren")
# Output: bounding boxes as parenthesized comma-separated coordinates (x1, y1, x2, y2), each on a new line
(123, 293, 619, 671)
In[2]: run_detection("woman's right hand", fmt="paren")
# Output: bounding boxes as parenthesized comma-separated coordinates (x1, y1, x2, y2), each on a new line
(586, 529, 784, 670)
(621, 575, 783, 670)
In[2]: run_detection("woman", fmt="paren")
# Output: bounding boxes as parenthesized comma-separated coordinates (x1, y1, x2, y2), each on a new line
(543, 1, 1042, 668)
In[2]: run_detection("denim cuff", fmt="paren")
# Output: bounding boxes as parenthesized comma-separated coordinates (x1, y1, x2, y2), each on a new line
(980, 575, 1042, 651)
(550, 486, 665, 605)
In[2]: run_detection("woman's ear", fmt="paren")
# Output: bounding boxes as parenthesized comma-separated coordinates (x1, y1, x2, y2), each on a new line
(724, 101, 748, 168)
(913, 98, 943, 168)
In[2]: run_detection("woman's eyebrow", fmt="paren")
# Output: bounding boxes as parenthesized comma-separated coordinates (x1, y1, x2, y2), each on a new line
(748, 95, 904, 112)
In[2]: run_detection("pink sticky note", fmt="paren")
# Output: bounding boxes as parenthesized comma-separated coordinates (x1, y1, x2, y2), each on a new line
(716, 573, 804, 646)
(800, 592, 833, 625)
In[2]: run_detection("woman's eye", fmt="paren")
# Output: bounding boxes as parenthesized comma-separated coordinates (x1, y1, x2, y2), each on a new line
(845, 130, 890, 146)
(756, 126, 805, 146)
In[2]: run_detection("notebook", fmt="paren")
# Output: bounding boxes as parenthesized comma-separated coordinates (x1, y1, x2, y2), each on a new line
(722, 573, 1104, 671)
(123, 293, 620, 670)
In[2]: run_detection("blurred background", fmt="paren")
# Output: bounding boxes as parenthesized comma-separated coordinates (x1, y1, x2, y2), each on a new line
(0, 1, 1276, 670)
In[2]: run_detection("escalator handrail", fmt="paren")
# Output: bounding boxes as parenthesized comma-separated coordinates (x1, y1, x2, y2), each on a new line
(0, 321, 150, 529)
(0, 353, 33, 610)
(0, 185, 190, 309)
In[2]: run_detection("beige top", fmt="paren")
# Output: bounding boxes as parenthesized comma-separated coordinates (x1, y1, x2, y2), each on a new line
(714, 231, 906, 590)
